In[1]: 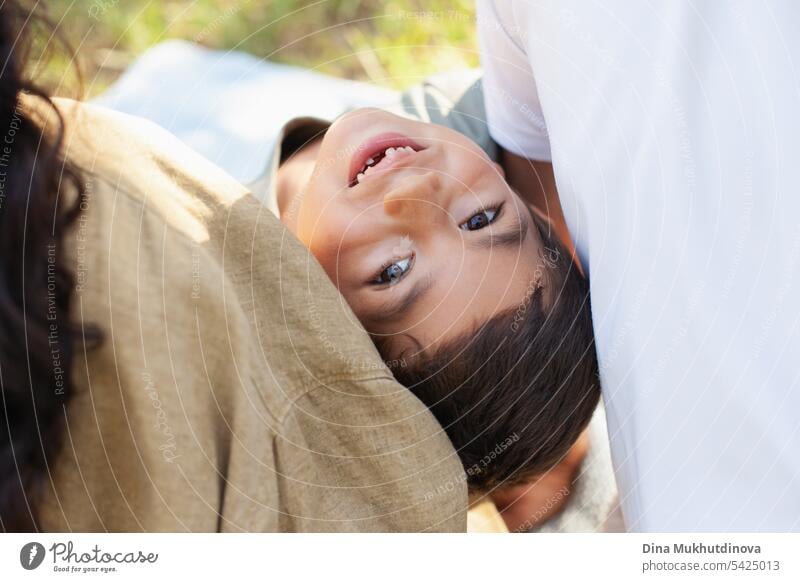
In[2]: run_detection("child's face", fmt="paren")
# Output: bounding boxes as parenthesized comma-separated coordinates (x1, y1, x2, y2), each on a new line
(287, 108, 548, 359)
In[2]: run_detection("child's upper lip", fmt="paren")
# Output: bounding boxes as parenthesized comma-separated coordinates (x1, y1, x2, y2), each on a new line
(348, 132, 425, 188)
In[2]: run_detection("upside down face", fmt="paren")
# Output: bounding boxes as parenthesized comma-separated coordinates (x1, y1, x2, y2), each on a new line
(286, 108, 548, 359)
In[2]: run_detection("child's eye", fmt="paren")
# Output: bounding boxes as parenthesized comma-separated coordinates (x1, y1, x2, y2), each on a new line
(372, 255, 413, 286)
(460, 204, 503, 231)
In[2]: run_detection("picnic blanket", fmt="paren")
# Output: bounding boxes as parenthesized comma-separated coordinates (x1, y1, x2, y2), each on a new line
(94, 40, 397, 184)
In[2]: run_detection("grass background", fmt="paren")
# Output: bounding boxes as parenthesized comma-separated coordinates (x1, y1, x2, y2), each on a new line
(42, 0, 478, 97)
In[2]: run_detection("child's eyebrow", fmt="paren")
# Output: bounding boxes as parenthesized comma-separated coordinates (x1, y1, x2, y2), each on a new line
(469, 210, 529, 250)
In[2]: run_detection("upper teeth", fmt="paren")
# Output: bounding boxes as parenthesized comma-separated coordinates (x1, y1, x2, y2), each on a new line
(356, 146, 416, 184)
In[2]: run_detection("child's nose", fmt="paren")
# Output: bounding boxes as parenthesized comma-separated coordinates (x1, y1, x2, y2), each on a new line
(382, 171, 446, 219)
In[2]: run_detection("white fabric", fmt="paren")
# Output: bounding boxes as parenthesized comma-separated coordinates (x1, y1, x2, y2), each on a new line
(478, 0, 800, 531)
(94, 40, 396, 184)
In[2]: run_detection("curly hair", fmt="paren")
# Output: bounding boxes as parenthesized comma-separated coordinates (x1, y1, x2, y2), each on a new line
(0, 1, 99, 531)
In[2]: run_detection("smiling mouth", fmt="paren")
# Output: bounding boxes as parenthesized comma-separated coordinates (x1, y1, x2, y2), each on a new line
(348, 133, 424, 188)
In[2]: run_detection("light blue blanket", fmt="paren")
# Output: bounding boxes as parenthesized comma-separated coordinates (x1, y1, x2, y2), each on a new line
(94, 40, 397, 184)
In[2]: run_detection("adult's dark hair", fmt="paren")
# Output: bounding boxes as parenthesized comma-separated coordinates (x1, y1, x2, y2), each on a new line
(0, 1, 95, 531)
(390, 214, 599, 492)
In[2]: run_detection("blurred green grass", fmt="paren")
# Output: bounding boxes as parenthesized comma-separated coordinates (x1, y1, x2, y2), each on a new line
(41, 0, 478, 97)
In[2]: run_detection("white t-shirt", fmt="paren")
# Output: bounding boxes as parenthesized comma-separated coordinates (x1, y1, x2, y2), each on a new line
(478, 0, 800, 531)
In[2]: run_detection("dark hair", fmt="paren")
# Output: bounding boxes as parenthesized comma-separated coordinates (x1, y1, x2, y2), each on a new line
(0, 1, 95, 531)
(389, 214, 599, 492)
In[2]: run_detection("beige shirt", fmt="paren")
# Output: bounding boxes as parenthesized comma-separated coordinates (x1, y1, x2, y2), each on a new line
(33, 97, 466, 532)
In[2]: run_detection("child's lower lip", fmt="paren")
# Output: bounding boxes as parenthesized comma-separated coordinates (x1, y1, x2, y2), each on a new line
(348, 132, 424, 187)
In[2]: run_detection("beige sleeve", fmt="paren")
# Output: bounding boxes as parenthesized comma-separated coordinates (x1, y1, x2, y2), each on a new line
(39, 169, 283, 532)
(271, 377, 466, 532)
